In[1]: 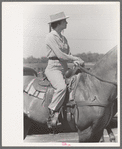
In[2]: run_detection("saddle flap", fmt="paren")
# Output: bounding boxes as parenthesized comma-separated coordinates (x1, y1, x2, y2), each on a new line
(67, 74, 81, 101)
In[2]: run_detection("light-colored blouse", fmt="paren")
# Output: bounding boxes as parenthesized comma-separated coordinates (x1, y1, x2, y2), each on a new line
(45, 30, 78, 62)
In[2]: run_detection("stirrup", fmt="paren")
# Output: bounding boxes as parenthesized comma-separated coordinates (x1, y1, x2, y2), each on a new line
(47, 110, 59, 128)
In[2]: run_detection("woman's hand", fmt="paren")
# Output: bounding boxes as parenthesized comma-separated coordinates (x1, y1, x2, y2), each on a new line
(74, 58, 84, 67)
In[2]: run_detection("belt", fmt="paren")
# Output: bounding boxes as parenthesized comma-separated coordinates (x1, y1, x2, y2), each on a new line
(49, 57, 59, 60)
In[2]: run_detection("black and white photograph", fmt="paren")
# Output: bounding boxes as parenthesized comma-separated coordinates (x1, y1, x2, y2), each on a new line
(2, 1, 120, 147)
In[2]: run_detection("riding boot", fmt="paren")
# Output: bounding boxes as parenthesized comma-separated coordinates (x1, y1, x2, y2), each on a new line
(47, 109, 59, 129)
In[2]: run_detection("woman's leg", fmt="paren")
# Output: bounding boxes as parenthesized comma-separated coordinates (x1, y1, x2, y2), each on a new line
(45, 69, 67, 111)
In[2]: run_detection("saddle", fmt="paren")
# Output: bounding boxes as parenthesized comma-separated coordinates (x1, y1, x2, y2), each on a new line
(24, 67, 81, 101)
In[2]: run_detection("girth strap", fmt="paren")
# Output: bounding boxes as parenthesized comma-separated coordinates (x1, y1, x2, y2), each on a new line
(75, 101, 107, 107)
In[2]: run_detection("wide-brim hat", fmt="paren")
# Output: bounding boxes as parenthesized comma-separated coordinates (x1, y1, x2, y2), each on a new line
(48, 12, 69, 24)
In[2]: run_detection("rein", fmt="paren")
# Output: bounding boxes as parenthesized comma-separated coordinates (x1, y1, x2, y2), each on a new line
(78, 65, 117, 86)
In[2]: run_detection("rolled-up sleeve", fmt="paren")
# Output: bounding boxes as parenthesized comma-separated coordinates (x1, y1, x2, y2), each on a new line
(46, 34, 79, 62)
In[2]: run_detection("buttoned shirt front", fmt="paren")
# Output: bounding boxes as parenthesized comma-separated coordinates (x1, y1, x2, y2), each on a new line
(45, 30, 78, 62)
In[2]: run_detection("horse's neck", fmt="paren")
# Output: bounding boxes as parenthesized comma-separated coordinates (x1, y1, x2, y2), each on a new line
(91, 46, 117, 83)
(75, 46, 117, 103)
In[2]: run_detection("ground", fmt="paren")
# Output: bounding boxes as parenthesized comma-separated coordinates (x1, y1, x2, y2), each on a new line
(24, 117, 118, 143)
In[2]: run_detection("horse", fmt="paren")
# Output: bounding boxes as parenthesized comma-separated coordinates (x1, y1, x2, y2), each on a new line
(23, 45, 117, 142)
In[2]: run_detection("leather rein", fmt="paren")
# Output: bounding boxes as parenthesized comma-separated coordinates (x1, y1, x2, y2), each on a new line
(72, 65, 117, 108)
(78, 65, 117, 86)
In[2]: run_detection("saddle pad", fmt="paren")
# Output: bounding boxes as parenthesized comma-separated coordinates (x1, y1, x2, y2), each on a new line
(33, 77, 50, 92)
(24, 77, 50, 100)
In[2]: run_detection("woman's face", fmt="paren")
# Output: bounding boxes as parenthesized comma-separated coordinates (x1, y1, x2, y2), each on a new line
(60, 19, 68, 30)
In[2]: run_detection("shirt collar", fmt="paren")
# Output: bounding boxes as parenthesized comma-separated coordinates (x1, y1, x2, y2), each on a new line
(51, 30, 63, 41)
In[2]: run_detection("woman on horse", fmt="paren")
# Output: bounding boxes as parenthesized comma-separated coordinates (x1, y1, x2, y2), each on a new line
(45, 12, 84, 128)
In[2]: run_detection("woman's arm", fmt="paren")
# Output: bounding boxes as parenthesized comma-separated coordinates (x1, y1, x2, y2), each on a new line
(46, 34, 79, 62)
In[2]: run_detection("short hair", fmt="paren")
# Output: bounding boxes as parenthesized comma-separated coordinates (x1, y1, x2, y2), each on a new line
(51, 20, 62, 29)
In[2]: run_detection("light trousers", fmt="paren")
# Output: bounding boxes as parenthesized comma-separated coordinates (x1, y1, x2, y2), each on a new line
(45, 60, 67, 111)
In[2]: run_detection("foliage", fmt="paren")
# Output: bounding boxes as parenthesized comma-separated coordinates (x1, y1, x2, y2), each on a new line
(75, 52, 104, 63)
(23, 56, 47, 63)
(23, 52, 104, 63)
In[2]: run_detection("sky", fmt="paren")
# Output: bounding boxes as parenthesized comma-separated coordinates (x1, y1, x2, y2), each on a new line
(23, 2, 120, 58)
